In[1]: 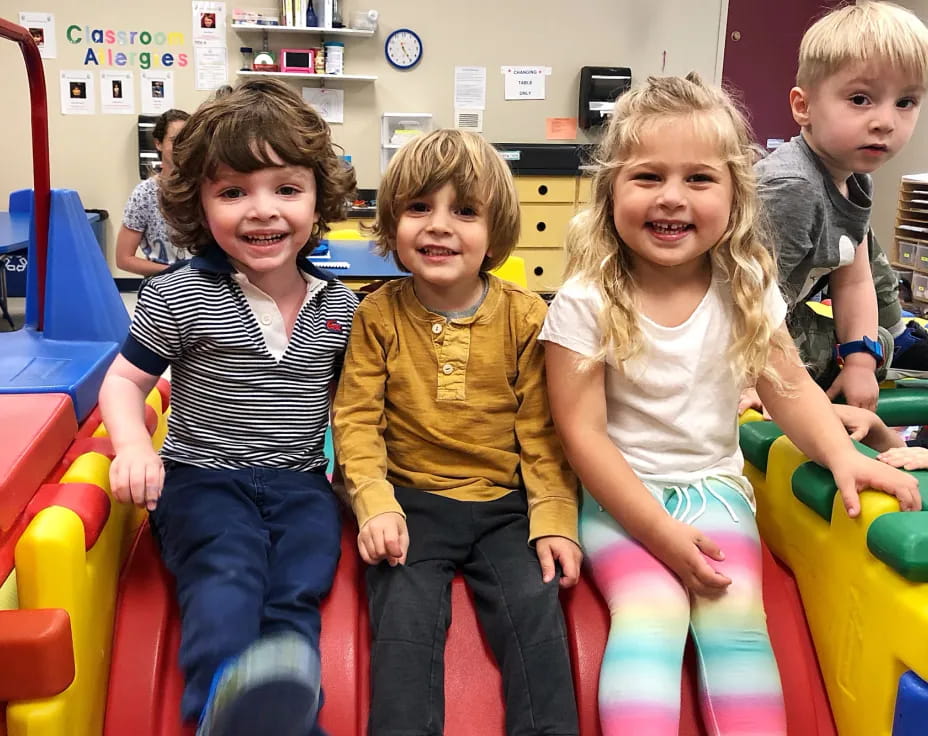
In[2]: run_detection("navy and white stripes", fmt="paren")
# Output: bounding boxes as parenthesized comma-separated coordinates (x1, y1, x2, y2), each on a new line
(122, 249, 358, 472)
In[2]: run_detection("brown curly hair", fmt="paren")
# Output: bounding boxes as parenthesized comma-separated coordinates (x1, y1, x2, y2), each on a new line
(160, 78, 355, 258)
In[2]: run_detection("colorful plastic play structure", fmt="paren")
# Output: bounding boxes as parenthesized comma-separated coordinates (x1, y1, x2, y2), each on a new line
(3, 15, 928, 736)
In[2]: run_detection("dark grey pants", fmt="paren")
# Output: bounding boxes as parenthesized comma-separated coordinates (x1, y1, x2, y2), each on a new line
(365, 487, 579, 736)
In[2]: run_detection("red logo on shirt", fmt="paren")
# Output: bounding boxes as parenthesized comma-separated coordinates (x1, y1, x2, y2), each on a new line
(325, 319, 343, 332)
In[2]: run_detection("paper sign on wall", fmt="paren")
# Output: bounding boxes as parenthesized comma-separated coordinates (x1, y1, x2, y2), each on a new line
(141, 71, 175, 114)
(302, 87, 344, 124)
(19, 12, 56, 59)
(195, 46, 228, 90)
(454, 66, 486, 110)
(502, 66, 550, 100)
(101, 71, 135, 114)
(60, 70, 95, 115)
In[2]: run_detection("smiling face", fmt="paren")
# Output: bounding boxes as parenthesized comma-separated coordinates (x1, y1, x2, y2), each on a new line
(395, 181, 491, 312)
(199, 149, 319, 290)
(792, 62, 924, 186)
(611, 114, 733, 277)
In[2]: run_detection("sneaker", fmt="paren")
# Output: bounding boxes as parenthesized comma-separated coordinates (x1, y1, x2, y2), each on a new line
(196, 632, 321, 736)
(889, 320, 928, 378)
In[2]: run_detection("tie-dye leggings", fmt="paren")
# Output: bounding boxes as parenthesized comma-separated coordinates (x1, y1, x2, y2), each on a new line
(580, 480, 786, 736)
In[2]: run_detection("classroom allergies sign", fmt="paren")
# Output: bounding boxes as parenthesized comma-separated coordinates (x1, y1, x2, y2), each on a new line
(66, 23, 189, 69)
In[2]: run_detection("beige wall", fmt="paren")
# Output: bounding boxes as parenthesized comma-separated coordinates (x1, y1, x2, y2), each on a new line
(0, 0, 726, 276)
(871, 1, 928, 253)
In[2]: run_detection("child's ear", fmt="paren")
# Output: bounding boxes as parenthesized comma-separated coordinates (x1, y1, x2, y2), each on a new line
(789, 86, 811, 128)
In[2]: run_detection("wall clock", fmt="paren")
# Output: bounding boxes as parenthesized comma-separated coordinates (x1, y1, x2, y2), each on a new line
(385, 28, 423, 70)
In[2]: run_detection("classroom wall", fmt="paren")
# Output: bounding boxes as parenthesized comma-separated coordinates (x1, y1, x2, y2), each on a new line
(5, 0, 922, 278)
(0, 0, 727, 276)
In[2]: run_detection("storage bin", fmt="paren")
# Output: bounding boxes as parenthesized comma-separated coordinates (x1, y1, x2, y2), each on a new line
(897, 240, 917, 267)
(912, 272, 928, 302)
(915, 244, 928, 274)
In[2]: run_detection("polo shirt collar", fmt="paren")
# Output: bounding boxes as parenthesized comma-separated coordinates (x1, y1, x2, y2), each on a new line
(190, 243, 336, 282)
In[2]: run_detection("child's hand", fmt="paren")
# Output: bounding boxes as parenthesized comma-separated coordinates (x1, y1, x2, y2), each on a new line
(877, 446, 928, 472)
(826, 365, 879, 412)
(358, 512, 409, 566)
(651, 520, 732, 597)
(832, 404, 905, 452)
(738, 386, 770, 418)
(829, 451, 922, 517)
(535, 536, 583, 588)
(109, 443, 164, 511)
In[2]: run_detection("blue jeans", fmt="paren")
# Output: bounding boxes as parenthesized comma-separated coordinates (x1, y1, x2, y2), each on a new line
(150, 462, 341, 727)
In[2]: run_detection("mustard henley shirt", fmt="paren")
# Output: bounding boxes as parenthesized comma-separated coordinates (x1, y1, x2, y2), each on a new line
(332, 275, 579, 544)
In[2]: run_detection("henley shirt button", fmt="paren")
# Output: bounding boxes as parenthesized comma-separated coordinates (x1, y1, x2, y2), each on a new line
(432, 322, 443, 334)
(260, 315, 273, 326)
(442, 363, 454, 375)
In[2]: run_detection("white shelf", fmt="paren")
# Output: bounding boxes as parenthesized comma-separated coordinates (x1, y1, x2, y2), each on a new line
(231, 23, 374, 37)
(236, 71, 377, 82)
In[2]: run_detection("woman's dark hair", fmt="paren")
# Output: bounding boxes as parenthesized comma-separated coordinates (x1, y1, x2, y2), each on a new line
(153, 108, 191, 143)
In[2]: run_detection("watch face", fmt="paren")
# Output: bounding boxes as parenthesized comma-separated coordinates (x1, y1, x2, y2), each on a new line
(385, 29, 422, 69)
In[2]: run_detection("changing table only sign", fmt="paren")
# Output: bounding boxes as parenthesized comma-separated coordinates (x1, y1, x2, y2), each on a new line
(502, 66, 550, 100)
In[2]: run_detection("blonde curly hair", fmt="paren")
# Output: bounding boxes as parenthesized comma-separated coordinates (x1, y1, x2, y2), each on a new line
(566, 72, 795, 390)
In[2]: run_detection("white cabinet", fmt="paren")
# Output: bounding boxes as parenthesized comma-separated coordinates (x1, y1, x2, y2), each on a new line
(381, 113, 433, 172)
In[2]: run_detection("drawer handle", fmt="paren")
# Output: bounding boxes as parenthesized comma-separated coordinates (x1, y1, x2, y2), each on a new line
(537, 184, 548, 195)
(533, 266, 544, 276)
(536, 222, 546, 232)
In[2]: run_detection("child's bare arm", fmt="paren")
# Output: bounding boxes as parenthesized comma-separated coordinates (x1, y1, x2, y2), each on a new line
(758, 328, 920, 516)
(831, 404, 905, 452)
(99, 354, 162, 509)
(826, 238, 880, 411)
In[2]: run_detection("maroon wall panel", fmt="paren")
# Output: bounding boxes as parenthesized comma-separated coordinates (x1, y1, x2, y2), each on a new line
(722, 0, 843, 148)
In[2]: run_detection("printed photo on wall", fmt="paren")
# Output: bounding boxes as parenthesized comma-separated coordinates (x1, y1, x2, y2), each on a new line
(19, 12, 57, 59)
(141, 70, 175, 114)
(192, 1, 227, 47)
(102, 71, 135, 115)
(59, 70, 94, 114)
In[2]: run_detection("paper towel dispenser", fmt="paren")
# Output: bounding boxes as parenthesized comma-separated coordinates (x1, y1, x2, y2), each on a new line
(578, 66, 632, 129)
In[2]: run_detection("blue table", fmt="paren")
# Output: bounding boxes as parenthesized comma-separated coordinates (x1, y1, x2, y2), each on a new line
(0, 211, 30, 252)
(310, 239, 405, 282)
(0, 211, 29, 327)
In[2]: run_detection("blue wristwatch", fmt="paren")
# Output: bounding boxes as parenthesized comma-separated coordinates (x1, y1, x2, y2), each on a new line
(835, 336, 884, 368)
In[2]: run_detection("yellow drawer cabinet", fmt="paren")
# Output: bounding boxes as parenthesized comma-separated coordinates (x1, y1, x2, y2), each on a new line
(576, 176, 593, 205)
(518, 248, 567, 293)
(511, 175, 583, 292)
(515, 176, 576, 203)
(518, 204, 574, 248)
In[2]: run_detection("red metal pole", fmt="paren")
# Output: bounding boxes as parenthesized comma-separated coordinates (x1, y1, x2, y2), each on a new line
(0, 18, 50, 331)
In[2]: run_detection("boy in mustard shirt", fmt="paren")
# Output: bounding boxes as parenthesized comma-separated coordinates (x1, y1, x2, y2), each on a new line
(333, 129, 581, 735)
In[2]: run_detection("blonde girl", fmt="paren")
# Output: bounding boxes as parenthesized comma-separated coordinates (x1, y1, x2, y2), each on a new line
(539, 73, 919, 735)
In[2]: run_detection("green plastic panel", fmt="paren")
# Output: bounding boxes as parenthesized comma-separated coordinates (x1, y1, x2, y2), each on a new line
(868, 512, 928, 582)
(738, 421, 784, 472)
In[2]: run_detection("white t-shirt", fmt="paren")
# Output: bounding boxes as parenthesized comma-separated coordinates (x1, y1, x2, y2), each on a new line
(539, 271, 787, 508)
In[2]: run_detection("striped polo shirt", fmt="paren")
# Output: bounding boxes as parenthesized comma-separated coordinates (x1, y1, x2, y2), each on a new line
(122, 245, 358, 472)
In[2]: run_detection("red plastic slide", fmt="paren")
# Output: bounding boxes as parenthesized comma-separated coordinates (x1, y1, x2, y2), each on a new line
(104, 525, 835, 735)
